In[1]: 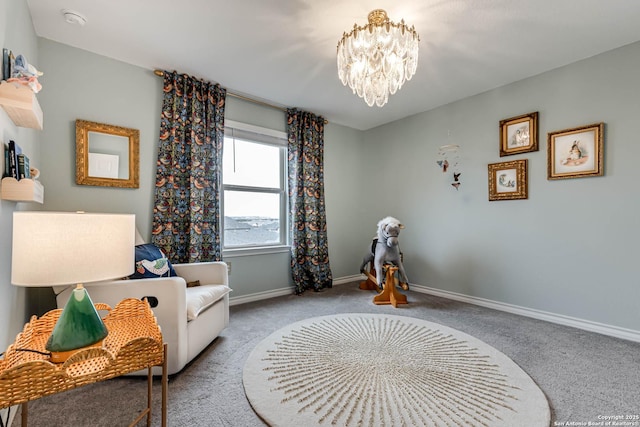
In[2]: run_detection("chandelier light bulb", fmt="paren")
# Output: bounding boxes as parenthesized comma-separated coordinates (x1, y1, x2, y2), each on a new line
(337, 9, 419, 107)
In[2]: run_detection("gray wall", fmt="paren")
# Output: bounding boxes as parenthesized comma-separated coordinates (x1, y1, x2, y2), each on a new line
(0, 0, 41, 352)
(2, 1, 638, 352)
(37, 39, 161, 228)
(36, 39, 369, 302)
(362, 41, 640, 332)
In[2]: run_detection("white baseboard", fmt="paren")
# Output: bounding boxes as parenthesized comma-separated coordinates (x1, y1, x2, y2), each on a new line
(229, 274, 363, 306)
(0, 405, 18, 427)
(411, 284, 640, 343)
(333, 274, 363, 285)
(228, 275, 361, 306)
(229, 276, 640, 343)
(229, 287, 293, 306)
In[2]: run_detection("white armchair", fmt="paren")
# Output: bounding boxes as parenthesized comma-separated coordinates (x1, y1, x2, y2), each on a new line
(56, 259, 230, 375)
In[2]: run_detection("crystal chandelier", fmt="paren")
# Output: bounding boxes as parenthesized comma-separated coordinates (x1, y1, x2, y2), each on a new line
(337, 9, 420, 107)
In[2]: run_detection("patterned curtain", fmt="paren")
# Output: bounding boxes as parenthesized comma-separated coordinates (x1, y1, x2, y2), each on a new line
(151, 71, 226, 263)
(287, 108, 333, 294)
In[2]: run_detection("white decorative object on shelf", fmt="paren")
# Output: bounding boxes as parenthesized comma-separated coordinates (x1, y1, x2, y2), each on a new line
(1, 177, 43, 203)
(0, 81, 43, 130)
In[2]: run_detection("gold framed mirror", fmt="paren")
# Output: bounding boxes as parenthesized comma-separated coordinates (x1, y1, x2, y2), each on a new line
(76, 119, 139, 188)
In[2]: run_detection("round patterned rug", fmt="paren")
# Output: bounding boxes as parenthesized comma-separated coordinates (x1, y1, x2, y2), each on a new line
(243, 313, 550, 427)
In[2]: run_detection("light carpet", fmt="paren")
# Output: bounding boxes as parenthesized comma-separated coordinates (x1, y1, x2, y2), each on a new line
(243, 313, 550, 427)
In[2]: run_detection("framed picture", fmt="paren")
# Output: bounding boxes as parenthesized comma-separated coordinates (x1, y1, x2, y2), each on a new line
(499, 112, 538, 156)
(547, 122, 604, 180)
(488, 159, 528, 201)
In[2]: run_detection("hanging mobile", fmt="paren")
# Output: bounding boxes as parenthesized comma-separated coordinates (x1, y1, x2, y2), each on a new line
(437, 143, 462, 190)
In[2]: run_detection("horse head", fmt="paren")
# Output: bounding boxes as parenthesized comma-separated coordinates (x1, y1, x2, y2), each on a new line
(377, 216, 404, 248)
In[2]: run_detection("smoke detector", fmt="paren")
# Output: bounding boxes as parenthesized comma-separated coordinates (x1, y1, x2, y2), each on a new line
(61, 9, 87, 26)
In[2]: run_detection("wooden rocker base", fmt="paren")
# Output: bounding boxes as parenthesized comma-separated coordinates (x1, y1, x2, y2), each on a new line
(359, 276, 379, 291)
(362, 265, 407, 308)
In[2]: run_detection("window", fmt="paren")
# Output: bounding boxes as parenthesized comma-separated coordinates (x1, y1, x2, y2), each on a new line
(222, 121, 287, 251)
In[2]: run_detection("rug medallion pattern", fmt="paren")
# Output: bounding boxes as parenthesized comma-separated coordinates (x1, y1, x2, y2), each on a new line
(243, 314, 550, 426)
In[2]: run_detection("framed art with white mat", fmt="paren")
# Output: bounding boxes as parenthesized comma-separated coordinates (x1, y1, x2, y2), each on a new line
(547, 122, 604, 180)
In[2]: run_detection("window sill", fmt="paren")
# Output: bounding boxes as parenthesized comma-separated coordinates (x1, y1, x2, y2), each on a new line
(223, 245, 290, 258)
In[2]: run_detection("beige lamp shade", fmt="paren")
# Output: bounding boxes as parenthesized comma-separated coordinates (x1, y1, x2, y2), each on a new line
(12, 212, 136, 286)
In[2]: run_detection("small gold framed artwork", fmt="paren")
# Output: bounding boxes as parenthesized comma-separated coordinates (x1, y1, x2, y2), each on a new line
(547, 122, 604, 180)
(499, 112, 538, 157)
(488, 159, 528, 201)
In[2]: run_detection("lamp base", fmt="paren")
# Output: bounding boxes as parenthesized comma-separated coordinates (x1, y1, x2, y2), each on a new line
(49, 339, 104, 363)
(45, 284, 109, 362)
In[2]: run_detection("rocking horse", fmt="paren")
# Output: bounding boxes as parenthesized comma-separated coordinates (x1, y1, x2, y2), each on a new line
(359, 216, 409, 307)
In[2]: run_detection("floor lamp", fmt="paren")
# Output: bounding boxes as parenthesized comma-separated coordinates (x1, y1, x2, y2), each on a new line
(11, 211, 135, 362)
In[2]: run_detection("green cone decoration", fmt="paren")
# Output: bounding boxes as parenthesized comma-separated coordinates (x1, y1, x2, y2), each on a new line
(46, 285, 109, 352)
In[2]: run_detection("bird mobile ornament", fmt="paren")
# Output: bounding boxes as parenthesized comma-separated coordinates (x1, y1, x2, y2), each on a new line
(452, 172, 461, 190)
(436, 159, 449, 172)
(437, 144, 462, 190)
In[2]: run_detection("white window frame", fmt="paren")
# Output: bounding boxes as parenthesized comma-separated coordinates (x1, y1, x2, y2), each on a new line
(222, 120, 289, 258)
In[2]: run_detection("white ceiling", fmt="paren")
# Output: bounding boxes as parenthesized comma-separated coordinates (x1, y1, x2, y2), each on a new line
(26, 0, 640, 130)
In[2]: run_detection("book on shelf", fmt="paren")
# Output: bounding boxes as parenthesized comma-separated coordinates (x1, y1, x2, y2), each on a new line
(2, 48, 10, 81)
(3, 143, 9, 178)
(17, 153, 30, 179)
(2, 144, 11, 178)
(7, 140, 23, 180)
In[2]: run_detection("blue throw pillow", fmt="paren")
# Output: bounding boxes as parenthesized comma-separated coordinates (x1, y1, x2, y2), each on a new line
(129, 243, 177, 279)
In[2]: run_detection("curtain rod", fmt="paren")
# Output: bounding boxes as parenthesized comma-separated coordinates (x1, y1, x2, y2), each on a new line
(153, 70, 328, 124)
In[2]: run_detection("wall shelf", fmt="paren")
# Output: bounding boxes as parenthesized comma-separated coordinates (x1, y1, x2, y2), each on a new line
(0, 81, 43, 130)
(1, 177, 43, 203)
